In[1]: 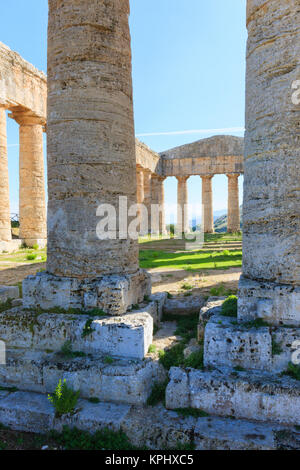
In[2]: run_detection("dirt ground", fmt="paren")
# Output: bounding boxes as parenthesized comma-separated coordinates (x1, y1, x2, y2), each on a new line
(0, 262, 46, 286)
(150, 266, 241, 297)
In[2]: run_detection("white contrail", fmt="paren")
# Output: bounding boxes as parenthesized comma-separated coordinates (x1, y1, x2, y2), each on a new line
(7, 140, 47, 148)
(136, 127, 245, 137)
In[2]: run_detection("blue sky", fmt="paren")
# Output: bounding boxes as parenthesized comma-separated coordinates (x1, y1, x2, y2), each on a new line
(1, 0, 247, 217)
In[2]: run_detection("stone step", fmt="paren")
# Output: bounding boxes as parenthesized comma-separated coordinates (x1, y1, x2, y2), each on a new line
(199, 300, 300, 372)
(0, 292, 166, 360)
(0, 285, 19, 303)
(0, 389, 292, 450)
(166, 367, 300, 426)
(0, 349, 166, 406)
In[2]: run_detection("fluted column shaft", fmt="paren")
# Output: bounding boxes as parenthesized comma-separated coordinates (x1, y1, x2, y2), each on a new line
(0, 107, 11, 242)
(143, 170, 152, 233)
(177, 176, 189, 234)
(46, 0, 139, 277)
(201, 176, 214, 233)
(227, 174, 240, 233)
(151, 175, 166, 235)
(157, 176, 166, 235)
(12, 112, 47, 247)
(238, 0, 300, 325)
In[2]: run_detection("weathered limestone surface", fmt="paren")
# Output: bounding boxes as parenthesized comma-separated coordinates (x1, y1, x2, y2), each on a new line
(0, 307, 153, 360)
(0, 391, 283, 449)
(176, 176, 189, 234)
(0, 107, 11, 242)
(240, 0, 300, 321)
(23, 271, 151, 316)
(12, 112, 47, 247)
(200, 299, 300, 372)
(0, 42, 46, 118)
(227, 174, 240, 233)
(0, 286, 19, 303)
(161, 135, 244, 177)
(166, 367, 300, 426)
(46, 0, 139, 279)
(135, 139, 161, 175)
(0, 349, 166, 405)
(201, 176, 214, 233)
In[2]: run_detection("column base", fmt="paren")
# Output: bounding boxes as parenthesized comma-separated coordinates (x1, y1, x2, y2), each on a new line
(238, 276, 300, 326)
(23, 269, 151, 316)
(22, 238, 47, 249)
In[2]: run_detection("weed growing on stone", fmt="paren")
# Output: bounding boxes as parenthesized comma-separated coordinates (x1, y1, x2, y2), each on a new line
(272, 338, 283, 356)
(241, 318, 269, 329)
(183, 348, 204, 369)
(282, 362, 300, 381)
(158, 343, 186, 370)
(0, 439, 6, 450)
(167, 292, 173, 299)
(26, 254, 37, 261)
(148, 344, 157, 354)
(88, 397, 100, 404)
(0, 298, 13, 313)
(221, 295, 238, 317)
(104, 356, 114, 364)
(175, 408, 210, 418)
(0, 385, 18, 392)
(159, 313, 204, 370)
(81, 319, 95, 338)
(147, 380, 168, 406)
(48, 379, 80, 418)
(210, 284, 232, 297)
(49, 425, 139, 450)
(181, 283, 193, 291)
(59, 341, 86, 359)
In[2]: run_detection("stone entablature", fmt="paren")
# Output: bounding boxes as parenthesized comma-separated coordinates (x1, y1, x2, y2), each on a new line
(160, 135, 244, 177)
(136, 139, 161, 174)
(0, 41, 46, 120)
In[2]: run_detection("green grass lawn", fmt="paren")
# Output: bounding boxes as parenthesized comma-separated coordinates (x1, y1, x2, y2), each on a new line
(139, 249, 242, 271)
(0, 247, 47, 264)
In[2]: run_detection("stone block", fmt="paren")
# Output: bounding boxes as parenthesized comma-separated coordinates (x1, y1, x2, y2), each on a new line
(0, 391, 55, 433)
(166, 367, 300, 426)
(23, 270, 151, 316)
(238, 276, 300, 326)
(0, 286, 19, 303)
(164, 296, 205, 316)
(194, 416, 275, 450)
(0, 308, 153, 360)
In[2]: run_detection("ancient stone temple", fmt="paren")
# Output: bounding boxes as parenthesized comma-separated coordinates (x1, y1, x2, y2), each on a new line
(0, 0, 299, 451)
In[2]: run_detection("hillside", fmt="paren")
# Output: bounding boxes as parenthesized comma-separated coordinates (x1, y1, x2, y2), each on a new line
(214, 207, 243, 232)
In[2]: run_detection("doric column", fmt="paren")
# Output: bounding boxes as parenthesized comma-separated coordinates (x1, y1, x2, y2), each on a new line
(23, 0, 150, 314)
(157, 176, 166, 235)
(151, 175, 166, 235)
(176, 176, 189, 235)
(238, 0, 300, 325)
(136, 166, 145, 234)
(136, 167, 144, 206)
(143, 170, 152, 233)
(201, 176, 214, 233)
(0, 106, 11, 242)
(227, 174, 240, 233)
(11, 111, 47, 248)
